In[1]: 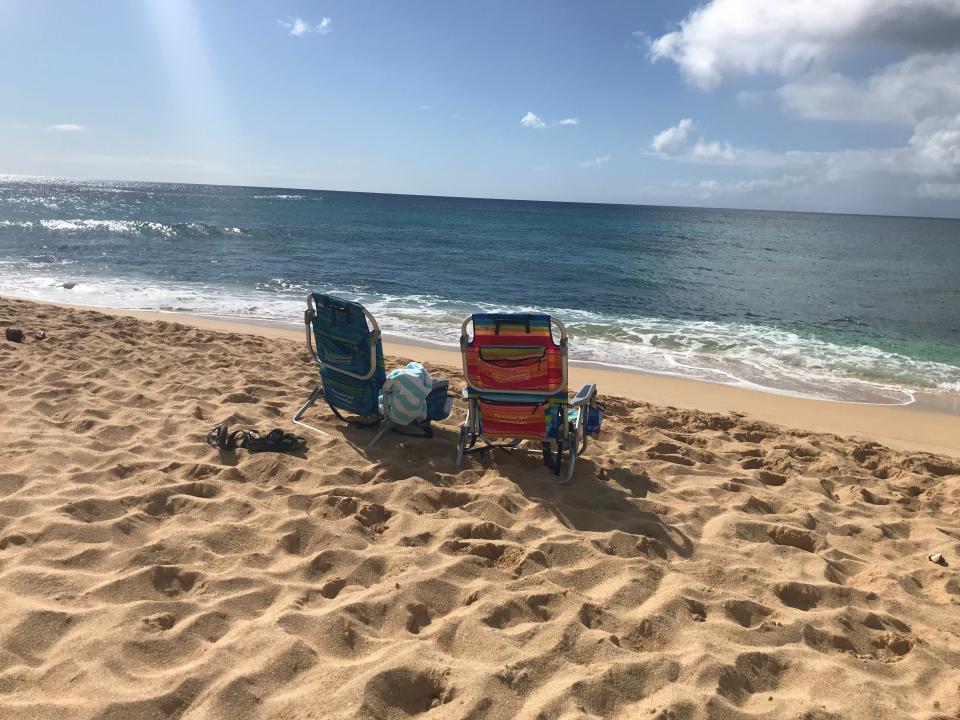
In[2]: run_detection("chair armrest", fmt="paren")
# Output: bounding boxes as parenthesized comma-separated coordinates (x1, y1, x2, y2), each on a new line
(569, 384, 597, 407)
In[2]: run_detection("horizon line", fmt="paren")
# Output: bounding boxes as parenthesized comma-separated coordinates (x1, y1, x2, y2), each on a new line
(2, 171, 959, 223)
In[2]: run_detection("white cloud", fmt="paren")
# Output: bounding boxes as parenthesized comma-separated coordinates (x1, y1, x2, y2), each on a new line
(652, 118, 809, 168)
(689, 138, 738, 162)
(280, 17, 332, 36)
(521, 112, 580, 129)
(521, 111, 546, 129)
(648, 2, 960, 206)
(420, 105, 433, 111)
(650, 118, 694, 154)
(649, 0, 960, 89)
(289, 18, 309, 36)
(651, 114, 960, 182)
(779, 53, 960, 124)
(580, 155, 610, 168)
(48, 124, 84, 132)
(727, 175, 808, 193)
(909, 113, 960, 176)
(669, 174, 809, 198)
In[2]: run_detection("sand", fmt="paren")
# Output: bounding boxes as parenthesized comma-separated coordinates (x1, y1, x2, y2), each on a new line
(1, 295, 959, 719)
(34, 301, 960, 459)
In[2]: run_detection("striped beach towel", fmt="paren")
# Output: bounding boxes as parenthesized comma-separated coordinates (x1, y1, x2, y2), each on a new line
(381, 362, 433, 425)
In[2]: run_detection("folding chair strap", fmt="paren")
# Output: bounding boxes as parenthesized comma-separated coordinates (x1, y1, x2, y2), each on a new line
(327, 401, 381, 428)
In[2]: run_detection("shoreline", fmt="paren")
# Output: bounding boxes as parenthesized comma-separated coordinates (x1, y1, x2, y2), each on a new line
(1, 287, 954, 404)
(8, 296, 960, 458)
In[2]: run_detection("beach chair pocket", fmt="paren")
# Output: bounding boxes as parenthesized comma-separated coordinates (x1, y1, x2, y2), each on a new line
(478, 346, 546, 367)
(475, 346, 549, 387)
(321, 369, 379, 416)
(585, 403, 604, 436)
(478, 398, 553, 439)
(314, 330, 362, 366)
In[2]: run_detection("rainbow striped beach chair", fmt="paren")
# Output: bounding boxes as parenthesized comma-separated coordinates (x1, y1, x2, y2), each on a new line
(456, 313, 603, 483)
(293, 292, 453, 445)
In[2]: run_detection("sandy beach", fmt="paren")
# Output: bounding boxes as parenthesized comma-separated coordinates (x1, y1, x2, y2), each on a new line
(2, 295, 959, 719)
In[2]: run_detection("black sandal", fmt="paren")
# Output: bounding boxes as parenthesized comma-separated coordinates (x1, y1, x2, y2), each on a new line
(207, 423, 305, 453)
(206, 423, 254, 451)
(243, 428, 306, 453)
(207, 422, 231, 449)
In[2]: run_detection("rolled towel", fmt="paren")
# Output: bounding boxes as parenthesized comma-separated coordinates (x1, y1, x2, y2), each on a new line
(381, 362, 433, 425)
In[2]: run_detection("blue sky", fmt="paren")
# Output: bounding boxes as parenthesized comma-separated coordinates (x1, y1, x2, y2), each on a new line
(2, 0, 960, 217)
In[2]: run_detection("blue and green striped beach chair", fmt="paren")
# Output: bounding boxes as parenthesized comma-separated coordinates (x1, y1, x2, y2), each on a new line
(293, 292, 452, 445)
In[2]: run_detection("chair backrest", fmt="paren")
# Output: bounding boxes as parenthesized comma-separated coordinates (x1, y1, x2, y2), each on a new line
(309, 292, 385, 416)
(462, 313, 566, 394)
(461, 313, 568, 440)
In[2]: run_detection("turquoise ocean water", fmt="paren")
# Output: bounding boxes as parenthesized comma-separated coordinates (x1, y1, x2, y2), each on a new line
(1, 176, 958, 404)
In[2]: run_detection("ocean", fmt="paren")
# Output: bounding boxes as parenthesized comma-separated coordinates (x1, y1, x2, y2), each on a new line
(1, 176, 958, 404)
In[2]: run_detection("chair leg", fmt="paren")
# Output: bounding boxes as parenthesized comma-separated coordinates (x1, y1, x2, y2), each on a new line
(456, 425, 468, 468)
(575, 407, 589, 455)
(560, 407, 585, 484)
(367, 420, 394, 448)
(456, 400, 478, 469)
(292, 386, 330, 435)
(541, 442, 557, 471)
(562, 440, 577, 484)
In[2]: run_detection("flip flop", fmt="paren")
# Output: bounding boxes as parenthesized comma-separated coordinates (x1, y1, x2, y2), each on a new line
(243, 428, 306, 453)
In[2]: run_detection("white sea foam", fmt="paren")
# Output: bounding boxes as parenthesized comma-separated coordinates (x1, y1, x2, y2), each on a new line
(0, 268, 956, 405)
(0, 218, 243, 237)
(0, 195, 62, 210)
(1, 219, 176, 235)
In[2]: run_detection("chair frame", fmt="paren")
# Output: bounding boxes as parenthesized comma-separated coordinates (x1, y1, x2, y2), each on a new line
(455, 314, 596, 483)
(293, 292, 382, 438)
(293, 293, 448, 447)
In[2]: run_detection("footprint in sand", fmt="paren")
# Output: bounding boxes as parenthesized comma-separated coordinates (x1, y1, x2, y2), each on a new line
(716, 652, 787, 705)
(358, 667, 452, 718)
(723, 599, 773, 628)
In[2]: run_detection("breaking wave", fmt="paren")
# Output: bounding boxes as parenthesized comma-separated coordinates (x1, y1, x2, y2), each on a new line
(1, 268, 957, 405)
(0, 219, 246, 237)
